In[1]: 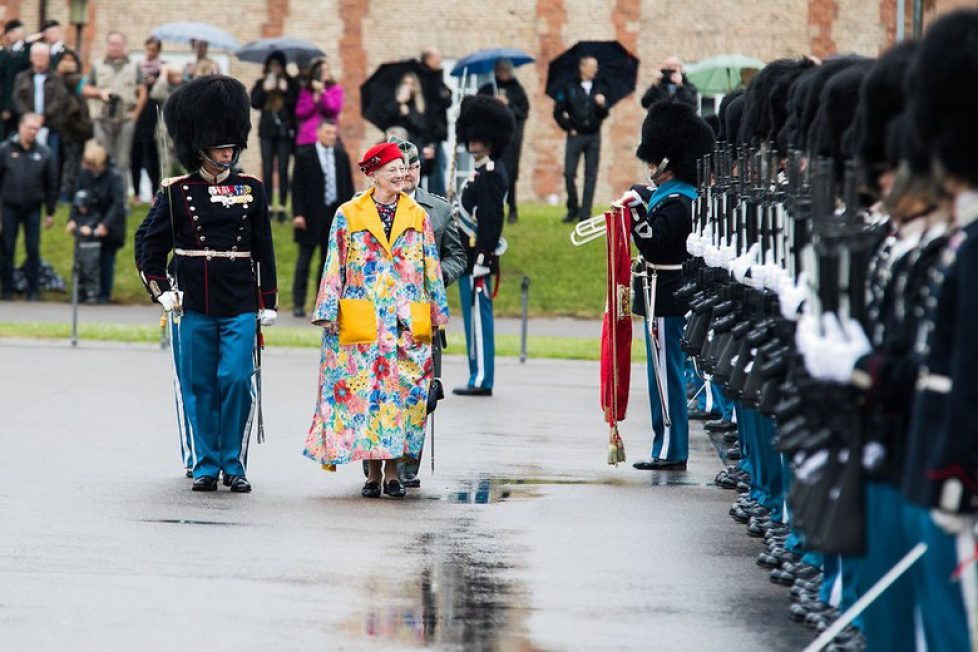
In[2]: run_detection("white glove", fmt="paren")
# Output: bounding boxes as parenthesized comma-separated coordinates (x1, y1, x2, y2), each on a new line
(729, 243, 760, 283)
(718, 244, 737, 270)
(472, 253, 491, 278)
(259, 309, 277, 326)
(703, 244, 721, 268)
(618, 189, 643, 208)
(157, 290, 183, 313)
(778, 272, 808, 320)
(931, 509, 975, 535)
(686, 231, 700, 256)
(798, 313, 871, 383)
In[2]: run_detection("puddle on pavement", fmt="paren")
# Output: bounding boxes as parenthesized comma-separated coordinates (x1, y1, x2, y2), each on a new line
(432, 476, 632, 504)
(347, 528, 533, 650)
(142, 518, 241, 526)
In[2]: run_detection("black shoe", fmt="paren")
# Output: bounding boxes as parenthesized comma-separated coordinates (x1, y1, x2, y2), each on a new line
(722, 431, 739, 445)
(222, 472, 231, 487)
(383, 479, 406, 498)
(228, 476, 252, 493)
(402, 473, 421, 488)
(452, 385, 492, 396)
(361, 481, 382, 498)
(562, 211, 578, 223)
(704, 418, 737, 432)
(757, 552, 781, 568)
(507, 208, 518, 224)
(184, 468, 193, 479)
(726, 446, 742, 460)
(688, 408, 720, 421)
(632, 459, 687, 471)
(192, 476, 218, 491)
(292, 306, 306, 318)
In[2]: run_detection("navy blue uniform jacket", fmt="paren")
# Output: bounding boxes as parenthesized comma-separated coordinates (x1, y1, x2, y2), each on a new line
(137, 171, 278, 316)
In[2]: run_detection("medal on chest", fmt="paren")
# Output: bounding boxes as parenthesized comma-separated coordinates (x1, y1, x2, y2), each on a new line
(208, 184, 254, 208)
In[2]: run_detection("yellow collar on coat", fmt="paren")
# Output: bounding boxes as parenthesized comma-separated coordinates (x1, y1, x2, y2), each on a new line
(342, 187, 427, 255)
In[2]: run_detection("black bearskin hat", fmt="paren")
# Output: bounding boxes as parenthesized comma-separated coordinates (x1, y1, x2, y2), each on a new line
(163, 75, 251, 171)
(739, 58, 814, 148)
(800, 57, 865, 153)
(636, 100, 716, 184)
(852, 42, 917, 182)
(703, 113, 720, 138)
(456, 95, 515, 156)
(724, 94, 746, 146)
(777, 66, 818, 152)
(812, 61, 873, 172)
(768, 59, 817, 154)
(716, 89, 743, 142)
(910, 9, 978, 185)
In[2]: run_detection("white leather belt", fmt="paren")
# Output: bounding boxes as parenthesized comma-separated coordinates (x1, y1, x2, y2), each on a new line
(175, 248, 251, 260)
(646, 263, 683, 271)
(917, 372, 952, 394)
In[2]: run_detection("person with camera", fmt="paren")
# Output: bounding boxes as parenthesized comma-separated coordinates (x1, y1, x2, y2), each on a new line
(0, 113, 57, 301)
(65, 142, 125, 303)
(251, 50, 298, 223)
(84, 31, 147, 196)
(553, 55, 609, 224)
(295, 56, 343, 148)
(640, 56, 698, 109)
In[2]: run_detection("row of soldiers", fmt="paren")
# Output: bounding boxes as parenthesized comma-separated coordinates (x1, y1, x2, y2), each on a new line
(647, 9, 978, 652)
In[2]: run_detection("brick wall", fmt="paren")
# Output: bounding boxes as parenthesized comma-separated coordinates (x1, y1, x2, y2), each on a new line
(4, 0, 948, 202)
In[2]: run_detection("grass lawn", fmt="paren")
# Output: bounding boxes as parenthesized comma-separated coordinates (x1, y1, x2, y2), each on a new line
(0, 321, 647, 362)
(24, 202, 608, 318)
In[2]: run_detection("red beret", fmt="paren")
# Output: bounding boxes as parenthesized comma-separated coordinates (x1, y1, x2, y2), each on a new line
(358, 142, 404, 175)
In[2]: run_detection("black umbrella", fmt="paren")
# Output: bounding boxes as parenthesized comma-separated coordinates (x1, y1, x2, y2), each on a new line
(360, 59, 424, 130)
(546, 41, 639, 109)
(236, 37, 324, 64)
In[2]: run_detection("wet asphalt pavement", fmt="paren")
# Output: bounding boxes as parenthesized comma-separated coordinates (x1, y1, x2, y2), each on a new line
(0, 338, 813, 651)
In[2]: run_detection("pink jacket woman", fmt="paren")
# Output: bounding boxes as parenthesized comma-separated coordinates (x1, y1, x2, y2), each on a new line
(295, 58, 344, 146)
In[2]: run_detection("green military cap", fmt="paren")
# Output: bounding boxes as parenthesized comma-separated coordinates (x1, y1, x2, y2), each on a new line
(386, 135, 419, 165)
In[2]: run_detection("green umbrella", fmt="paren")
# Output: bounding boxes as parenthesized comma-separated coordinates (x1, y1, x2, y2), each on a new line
(685, 54, 765, 95)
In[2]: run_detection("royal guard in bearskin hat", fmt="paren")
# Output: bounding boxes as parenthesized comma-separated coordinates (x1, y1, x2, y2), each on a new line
(901, 10, 978, 650)
(138, 75, 278, 493)
(452, 95, 515, 397)
(624, 100, 714, 471)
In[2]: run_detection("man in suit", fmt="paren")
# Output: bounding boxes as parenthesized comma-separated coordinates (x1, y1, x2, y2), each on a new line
(291, 119, 353, 317)
(553, 55, 609, 223)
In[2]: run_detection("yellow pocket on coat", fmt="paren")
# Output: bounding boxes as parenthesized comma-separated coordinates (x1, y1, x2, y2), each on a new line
(338, 299, 377, 345)
(409, 301, 432, 343)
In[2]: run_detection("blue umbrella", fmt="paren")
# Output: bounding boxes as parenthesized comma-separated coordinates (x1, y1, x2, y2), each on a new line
(450, 48, 534, 77)
(236, 37, 324, 64)
(152, 22, 240, 52)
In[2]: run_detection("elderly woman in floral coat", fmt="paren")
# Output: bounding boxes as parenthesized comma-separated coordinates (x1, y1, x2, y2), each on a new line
(303, 141, 449, 498)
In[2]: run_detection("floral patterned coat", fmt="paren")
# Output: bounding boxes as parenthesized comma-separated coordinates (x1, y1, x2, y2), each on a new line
(303, 187, 450, 466)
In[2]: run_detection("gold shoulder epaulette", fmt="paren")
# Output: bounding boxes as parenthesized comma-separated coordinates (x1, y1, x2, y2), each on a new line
(161, 174, 189, 188)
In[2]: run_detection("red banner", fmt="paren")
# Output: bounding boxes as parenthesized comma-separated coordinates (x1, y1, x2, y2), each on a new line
(600, 207, 632, 425)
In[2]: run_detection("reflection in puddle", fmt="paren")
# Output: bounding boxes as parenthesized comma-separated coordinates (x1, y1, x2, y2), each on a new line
(433, 476, 631, 505)
(353, 527, 531, 650)
(142, 519, 240, 526)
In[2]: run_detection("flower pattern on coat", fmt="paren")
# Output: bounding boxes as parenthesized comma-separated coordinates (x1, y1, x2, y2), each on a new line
(303, 188, 449, 466)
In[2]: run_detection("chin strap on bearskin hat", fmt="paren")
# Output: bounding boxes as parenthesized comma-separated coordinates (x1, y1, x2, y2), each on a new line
(163, 75, 251, 172)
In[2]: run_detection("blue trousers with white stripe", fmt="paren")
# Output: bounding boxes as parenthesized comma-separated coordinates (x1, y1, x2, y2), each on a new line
(458, 274, 495, 390)
(178, 310, 256, 479)
(642, 315, 688, 462)
(167, 312, 194, 471)
(902, 502, 977, 652)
